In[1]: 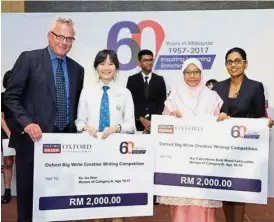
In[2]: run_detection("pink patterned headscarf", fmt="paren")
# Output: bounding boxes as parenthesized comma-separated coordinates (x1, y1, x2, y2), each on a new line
(163, 58, 223, 117)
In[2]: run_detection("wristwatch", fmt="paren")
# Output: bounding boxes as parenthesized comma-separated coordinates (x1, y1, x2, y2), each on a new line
(115, 124, 122, 133)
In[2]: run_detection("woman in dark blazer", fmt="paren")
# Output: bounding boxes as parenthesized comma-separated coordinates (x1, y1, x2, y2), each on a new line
(214, 47, 266, 119)
(213, 47, 272, 222)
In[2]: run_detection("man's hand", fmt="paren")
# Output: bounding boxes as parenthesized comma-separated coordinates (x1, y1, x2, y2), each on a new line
(24, 123, 42, 142)
(139, 117, 151, 131)
(143, 128, 150, 134)
(83, 125, 98, 137)
(101, 126, 118, 139)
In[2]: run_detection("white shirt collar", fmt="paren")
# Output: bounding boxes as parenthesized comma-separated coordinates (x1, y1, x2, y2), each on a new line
(99, 80, 114, 89)
(141, 72, 152, 81)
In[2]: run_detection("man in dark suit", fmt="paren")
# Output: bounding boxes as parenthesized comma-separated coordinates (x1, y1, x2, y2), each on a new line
(126, 49, 166, 132)
(4, 17, 84, 222)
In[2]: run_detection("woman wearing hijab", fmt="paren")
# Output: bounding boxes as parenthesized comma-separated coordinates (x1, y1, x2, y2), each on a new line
(157, 58, 227, 222)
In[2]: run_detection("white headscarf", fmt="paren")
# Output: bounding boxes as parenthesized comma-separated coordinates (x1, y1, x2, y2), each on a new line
(163, 58, 223, 116)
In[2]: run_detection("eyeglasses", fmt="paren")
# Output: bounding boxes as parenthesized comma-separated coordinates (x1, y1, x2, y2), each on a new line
(225, 59, 246, 66)
(50, 31, 75, 43)
(183, 70, 201, 76)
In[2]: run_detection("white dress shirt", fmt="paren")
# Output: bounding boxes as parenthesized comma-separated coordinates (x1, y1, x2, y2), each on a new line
(75, 81, 136, 134)
(141, 72, 152, 84)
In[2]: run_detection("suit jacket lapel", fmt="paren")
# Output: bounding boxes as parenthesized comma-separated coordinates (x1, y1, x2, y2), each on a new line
(221, 78, 230, 105)
(42, 48, 56, 104)
(138, 72, 145, 99)
(148, 73, 155, 99)
(67, 58, 76, 119)
(235, 75, 248, 105)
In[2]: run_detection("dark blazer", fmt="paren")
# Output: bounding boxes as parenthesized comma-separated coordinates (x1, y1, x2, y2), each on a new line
(213, 75, 265, 118)
(126, 72, 166, 131)
(4, 47, 84, 146)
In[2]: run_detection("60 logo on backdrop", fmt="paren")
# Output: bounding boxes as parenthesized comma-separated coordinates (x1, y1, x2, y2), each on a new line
(107, 20, 165, 70)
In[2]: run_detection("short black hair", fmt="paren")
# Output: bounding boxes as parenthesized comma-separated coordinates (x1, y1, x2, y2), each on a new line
(225, 47, 247, 61)
(138, 49, 153, 61)
(94, 49, 119, 70)
(3, 70, 12, 89)
(206, 79, 217, 86)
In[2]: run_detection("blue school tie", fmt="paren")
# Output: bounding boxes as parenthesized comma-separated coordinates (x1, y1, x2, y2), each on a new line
(98, 86, 110, 132)
(55, 59, 67, 130)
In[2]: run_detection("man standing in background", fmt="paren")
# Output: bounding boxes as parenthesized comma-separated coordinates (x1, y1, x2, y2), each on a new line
(126, 49, 166, 133)
(4, 17, 84, 222)
(206, 79, 218, 90)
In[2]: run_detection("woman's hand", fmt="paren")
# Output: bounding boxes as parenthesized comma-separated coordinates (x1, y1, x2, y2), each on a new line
(101, 126, 119, 139)
(83, 125, 98, 137)
(217, 112, 229, 122)
(170, 110, 182, 118)
(260, 117, 273, 128)
(267, 118, 273, 128)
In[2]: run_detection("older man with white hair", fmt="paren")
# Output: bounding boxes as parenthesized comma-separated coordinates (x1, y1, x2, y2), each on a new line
(4, 17, 84, 222)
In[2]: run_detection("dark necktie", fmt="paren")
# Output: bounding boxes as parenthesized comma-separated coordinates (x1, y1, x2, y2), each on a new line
(144, 76, 149, 99)
(99, 86, 110, 132)
(55, 59, 67, 130)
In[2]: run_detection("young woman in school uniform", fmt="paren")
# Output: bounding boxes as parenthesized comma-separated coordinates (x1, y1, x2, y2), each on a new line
(75, 49, 136, 222)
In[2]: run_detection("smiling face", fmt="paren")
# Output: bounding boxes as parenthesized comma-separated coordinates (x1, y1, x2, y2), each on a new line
(96, 55, 117, 83)
(225, 52, 247, 78)
(183, 63, 202, 87)
(48, 22, 75, 58)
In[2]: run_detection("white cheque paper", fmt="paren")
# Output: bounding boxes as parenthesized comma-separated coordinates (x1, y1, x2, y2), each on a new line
(33, 134, 154, 222)
(151, 115, 269, 204)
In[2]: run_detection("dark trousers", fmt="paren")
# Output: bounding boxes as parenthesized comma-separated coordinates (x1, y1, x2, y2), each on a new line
(16, 125, 70, 222)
